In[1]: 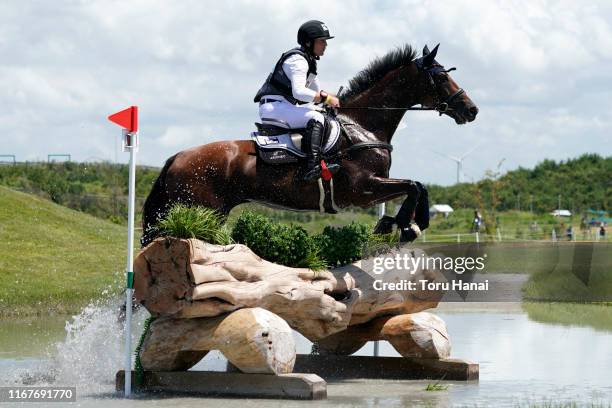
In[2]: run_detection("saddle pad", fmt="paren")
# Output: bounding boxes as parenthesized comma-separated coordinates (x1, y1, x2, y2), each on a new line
(251, 119, 341, 157)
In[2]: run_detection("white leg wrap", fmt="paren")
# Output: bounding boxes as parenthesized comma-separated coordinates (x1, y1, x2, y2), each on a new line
(318, 178, 325, 213)
(330, 178, 340, 212)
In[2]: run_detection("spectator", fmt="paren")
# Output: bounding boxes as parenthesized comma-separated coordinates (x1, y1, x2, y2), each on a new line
(472, 210, 482, 232)
(566, 225, 573, 241)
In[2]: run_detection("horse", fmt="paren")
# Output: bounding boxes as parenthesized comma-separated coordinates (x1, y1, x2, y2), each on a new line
(141, 44, 478, 247)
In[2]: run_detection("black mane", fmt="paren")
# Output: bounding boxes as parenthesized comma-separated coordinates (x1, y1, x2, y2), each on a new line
(340, 44, 417, 102)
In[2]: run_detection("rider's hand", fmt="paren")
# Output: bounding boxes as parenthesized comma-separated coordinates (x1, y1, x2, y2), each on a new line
(318, 91, 341, 108)
(326, 95, 341, 108)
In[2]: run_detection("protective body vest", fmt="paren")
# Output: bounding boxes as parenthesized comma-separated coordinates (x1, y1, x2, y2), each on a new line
(254, 47, 318, 105)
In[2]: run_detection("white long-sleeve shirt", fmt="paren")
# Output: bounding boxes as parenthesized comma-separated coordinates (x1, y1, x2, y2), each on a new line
(282, 54, 320, 103)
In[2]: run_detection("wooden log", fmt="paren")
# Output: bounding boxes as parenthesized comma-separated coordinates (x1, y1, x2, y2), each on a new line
(316, 312, 450, 359)
(134, 238, 444, 341)
(293, 354, 479, 381)
(116, 370, 327, 400)
(140, 307, 296, 374)
(381, 312, 451, 359)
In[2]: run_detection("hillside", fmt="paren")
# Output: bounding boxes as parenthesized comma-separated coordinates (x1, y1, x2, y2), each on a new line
(0, 154, 609, 228)
(0, 161, 160, 224)
(0, 186, 132, 316)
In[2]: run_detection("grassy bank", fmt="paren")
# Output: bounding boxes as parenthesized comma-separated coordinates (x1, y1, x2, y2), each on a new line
(522, 302, 612, 332)
(0, 186, 136, 316)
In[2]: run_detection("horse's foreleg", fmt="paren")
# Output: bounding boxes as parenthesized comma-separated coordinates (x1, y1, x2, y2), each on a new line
(362, 177, 426, 242)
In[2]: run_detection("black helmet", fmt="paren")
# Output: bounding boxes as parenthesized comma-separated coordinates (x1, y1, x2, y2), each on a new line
(297, 20, 334, 46)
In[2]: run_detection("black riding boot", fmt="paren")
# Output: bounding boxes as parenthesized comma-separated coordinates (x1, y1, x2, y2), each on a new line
(303, 119, 324, 181)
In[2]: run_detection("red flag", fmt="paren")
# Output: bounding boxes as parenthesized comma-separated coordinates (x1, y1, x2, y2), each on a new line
(108, 106, 138, 132)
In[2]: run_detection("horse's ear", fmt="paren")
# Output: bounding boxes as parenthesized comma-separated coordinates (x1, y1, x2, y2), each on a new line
(423, 45, 430, 55)
(422, 43, 439, 67)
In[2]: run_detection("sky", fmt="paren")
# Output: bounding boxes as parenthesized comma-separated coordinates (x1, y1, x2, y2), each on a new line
(1, 0, 611, 186)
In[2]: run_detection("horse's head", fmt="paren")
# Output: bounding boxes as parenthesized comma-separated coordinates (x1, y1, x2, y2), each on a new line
(414, 44, 478, 124)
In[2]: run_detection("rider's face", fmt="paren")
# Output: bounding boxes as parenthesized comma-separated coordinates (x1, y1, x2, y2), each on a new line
(312, 38, 327, 57)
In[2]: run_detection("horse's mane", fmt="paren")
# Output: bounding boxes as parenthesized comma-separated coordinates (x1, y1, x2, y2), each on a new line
(339, 44, 417, 102)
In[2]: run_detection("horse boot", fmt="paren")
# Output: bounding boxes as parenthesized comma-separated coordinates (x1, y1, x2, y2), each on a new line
(302, 119, 324, 181)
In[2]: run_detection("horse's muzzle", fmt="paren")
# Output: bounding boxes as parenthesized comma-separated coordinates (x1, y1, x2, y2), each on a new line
(453, 103, 478, 124)
(465, 105, 479, 122)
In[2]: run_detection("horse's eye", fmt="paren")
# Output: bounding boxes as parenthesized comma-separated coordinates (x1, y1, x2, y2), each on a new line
(436, 74, 449, 83)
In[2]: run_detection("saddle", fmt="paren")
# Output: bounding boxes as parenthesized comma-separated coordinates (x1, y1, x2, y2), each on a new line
(251, 114, 342, 164)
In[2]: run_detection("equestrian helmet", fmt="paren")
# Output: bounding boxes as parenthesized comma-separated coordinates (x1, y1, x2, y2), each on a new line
(297, 20, 334, 46)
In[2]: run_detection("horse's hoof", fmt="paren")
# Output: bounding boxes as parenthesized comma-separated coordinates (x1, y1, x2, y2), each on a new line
(373, 215, 396, 234)
(400, 228, 418, 243)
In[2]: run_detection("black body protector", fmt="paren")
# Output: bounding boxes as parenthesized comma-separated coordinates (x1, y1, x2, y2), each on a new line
(253, 46, 318, 105)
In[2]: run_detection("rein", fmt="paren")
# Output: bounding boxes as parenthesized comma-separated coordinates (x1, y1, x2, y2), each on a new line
(336, 59, 465, 115)
(337, 88, 464, 115)
(320, 55, 465, 161)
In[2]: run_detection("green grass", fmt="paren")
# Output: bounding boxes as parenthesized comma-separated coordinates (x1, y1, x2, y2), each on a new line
(156, 204, 232, 245)
(425, 381, 449, 391)
(0, 186, 134, 316)
(407, 240, 611, 303)
(522, 302, 612, 332)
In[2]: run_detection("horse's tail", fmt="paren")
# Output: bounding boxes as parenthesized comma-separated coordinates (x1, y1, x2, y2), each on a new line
(141, 154, 178, 248)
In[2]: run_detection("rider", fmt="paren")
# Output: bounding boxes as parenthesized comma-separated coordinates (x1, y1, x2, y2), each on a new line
(254, 20, 341, 180)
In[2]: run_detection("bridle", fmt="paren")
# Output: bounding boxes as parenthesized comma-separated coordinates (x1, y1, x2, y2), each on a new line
(324, 57, 467, 160)
(337, 59, 464, 115)
(416, 59, 465, 116)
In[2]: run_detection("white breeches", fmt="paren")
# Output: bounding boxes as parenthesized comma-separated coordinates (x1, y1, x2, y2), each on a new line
(259, 100, 324, 129)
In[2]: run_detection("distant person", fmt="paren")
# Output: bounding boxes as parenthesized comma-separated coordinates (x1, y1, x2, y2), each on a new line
(600, 224, 606, 239)
(566, 225, 573, 241)
(472, 210, 482, 232)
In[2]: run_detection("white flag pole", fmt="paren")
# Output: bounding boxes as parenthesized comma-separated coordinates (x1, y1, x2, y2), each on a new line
(123, 128, 138, 396)
(108, 106, 139, 397)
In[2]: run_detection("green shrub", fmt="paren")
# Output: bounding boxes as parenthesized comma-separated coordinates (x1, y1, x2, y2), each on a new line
(232, 214, 399, 268)
(231, 211, 326, 270)
(313, 222, 371, 267)
(156, 204, 232, 245)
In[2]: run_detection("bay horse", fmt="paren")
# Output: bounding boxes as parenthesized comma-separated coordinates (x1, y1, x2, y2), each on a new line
(141, 44, 478, 247)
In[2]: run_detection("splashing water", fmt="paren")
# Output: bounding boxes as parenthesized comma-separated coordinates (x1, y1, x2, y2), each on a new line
(8, 296, 149, 395)
(53, 299, 149, 393)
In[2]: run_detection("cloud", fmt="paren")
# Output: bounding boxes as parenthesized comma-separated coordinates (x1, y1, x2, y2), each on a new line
(155, 125, 214, 149)
(0, 0, 610, 185)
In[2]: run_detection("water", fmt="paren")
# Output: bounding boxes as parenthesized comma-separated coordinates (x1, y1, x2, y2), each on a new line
(1, 301, 611, 407)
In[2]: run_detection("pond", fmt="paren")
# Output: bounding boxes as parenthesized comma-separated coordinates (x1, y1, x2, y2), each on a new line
(1, 301, 611, 407)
